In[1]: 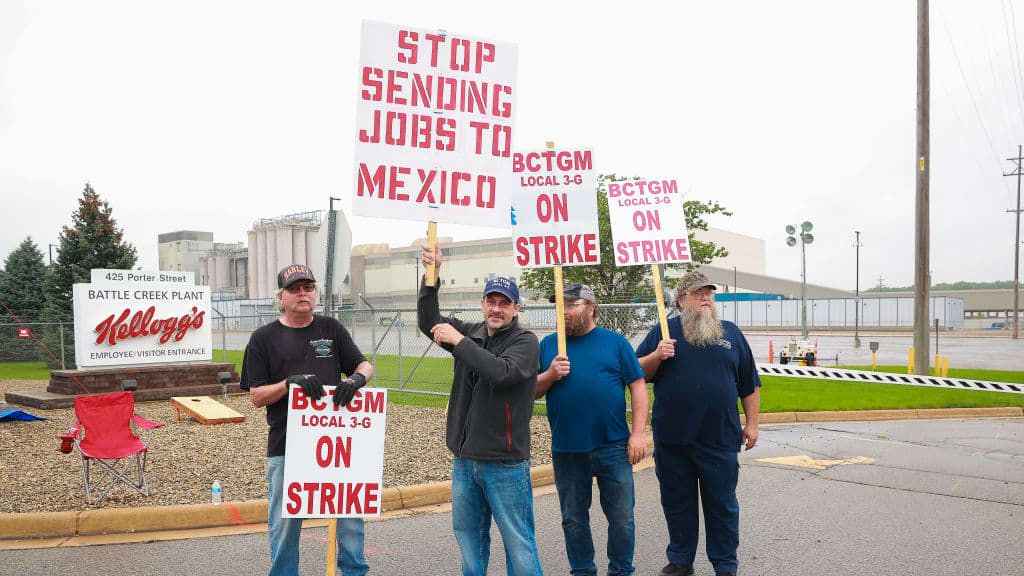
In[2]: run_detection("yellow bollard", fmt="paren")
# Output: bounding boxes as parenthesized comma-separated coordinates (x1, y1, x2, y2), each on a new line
(941, 356, 949, 377)
(907, 347, 915, 374)
(934, 354, 940, 376)
(871, 350, 877, 371)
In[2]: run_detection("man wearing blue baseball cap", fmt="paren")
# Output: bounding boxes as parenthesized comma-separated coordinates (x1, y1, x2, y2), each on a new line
(417, 243, 543, 576)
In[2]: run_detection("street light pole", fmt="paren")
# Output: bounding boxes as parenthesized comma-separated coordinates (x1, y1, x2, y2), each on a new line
(854, 231, 862, 347)
(786, 222, 814, 340)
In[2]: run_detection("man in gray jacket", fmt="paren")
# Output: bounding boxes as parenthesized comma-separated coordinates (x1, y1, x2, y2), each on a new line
(418, 243, 543, 576)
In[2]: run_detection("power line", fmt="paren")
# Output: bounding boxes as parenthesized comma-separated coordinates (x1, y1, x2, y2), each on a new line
(943, 16, 1013, 181)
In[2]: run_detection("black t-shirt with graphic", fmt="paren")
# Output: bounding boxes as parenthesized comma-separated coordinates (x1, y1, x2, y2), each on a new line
(241, 315, 366, 457)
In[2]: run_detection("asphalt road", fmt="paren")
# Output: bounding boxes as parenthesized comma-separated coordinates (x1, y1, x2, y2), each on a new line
(3, 418, 1021, 576)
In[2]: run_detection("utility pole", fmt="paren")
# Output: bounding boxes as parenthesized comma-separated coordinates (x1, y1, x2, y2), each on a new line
(854, 231, 862, 347)
(324, 196, 341, 316)
(1004, 145, 1023, 340)
(913, 0, 930, 375)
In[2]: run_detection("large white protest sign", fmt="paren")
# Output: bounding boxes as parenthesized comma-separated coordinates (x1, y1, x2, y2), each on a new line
(606, 179, 691, 266)
(353, 20, 518, 228)
(282, 386, 388, 519)
(72, 270, 211, 368)
(511, 148, 599, 268)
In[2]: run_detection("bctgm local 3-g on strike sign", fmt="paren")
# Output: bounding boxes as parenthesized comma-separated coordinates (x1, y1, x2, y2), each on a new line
(354, 20, 518, 228)
(72, 270, 212, 368)
(512, 148, 598, 267)
(282, 386, 388, 519)
(606, 179, 691, 266)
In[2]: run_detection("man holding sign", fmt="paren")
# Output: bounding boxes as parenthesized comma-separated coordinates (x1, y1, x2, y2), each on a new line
(536, 283, 649, 576)
(636, 272, 761, 576)
(241, 264, 375, 576)
(417, 244, 544, 576)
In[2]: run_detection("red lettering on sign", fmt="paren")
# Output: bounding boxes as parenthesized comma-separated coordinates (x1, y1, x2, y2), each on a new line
(286, 482, 302, 515)
(315, 436, 353, 468)
(514, 234, 599, 266)
(93, 306, 204, 346)
(536, 194, 568, 223)
(358, 164, 496, 208)
(615, 239, 690, 264)
(512, 150, 592, 173)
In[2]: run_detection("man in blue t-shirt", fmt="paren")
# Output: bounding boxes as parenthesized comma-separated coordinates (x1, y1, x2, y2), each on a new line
(537, 284, 649, 576)
(636, 271, 761, 576)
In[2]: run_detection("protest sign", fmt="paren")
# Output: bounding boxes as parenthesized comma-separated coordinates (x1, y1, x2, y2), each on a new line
(606, 179, 691, 266)
(353, 20, 518, 229)
(606, 179, 690, 338)
(282, 386, 388, 519)
(511, 148, 599, 268)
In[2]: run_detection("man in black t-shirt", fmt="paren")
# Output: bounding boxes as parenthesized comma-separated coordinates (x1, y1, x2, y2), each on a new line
(241, 264, 375, 576)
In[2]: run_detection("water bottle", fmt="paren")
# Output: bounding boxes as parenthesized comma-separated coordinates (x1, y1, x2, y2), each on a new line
(211, 480, 222, 504)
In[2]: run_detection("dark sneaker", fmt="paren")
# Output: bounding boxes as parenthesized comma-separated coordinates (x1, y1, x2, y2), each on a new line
(660, 564, 694, 576)
(714, 573, 737, 576)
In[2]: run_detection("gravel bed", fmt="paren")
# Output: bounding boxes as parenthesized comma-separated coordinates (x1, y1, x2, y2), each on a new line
(0, 380, 552, 514)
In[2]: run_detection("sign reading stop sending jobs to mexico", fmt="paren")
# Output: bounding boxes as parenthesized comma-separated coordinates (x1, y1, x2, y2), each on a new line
(512, 148, 599, 268)
(353, 20, 518, 229)
(606, 179, 692, 266)
(72, 270, 212, 368)
(282, 386, 388, 519)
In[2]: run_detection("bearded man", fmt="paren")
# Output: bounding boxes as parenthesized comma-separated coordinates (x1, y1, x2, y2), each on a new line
(636, 271, 761, 576)
(536, 284, 649, 576)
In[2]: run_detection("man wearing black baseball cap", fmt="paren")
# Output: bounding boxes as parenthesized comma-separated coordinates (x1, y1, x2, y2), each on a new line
(241, 264, 376, 575)
(417, 243, 544, 576)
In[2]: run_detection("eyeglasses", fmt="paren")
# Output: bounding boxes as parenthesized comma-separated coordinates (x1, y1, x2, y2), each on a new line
(565, 300, 590, 308)
(285, 283, 317, 294)
(687, 288, 714, 300)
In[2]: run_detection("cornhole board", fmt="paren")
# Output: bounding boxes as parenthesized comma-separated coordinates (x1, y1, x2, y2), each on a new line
(170, 396, 245, 425)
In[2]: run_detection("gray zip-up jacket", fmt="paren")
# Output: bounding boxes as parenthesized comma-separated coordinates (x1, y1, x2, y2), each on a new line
(417, 280, 538, 461)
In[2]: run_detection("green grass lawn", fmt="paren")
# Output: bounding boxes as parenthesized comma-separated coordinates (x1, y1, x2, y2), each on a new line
(4, 357, 1021, 413)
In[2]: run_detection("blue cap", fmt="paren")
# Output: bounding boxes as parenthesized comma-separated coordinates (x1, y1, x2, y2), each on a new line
(483, 276, 519, 304)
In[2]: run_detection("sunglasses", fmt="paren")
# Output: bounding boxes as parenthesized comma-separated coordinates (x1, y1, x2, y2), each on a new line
(285, 283, 317, 294)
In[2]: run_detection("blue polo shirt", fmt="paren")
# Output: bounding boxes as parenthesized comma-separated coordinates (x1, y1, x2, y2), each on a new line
(635, 317, 761, 452)
(539, 326, 645, 453)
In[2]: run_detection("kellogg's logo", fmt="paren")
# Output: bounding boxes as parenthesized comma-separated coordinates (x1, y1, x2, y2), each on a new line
(94, 306, 205, 346)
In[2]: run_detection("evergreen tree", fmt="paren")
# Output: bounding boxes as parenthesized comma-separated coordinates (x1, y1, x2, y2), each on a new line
(41, 183, 138, 368)
(520, 174, 730, 337)
(0, 237, 47, 360)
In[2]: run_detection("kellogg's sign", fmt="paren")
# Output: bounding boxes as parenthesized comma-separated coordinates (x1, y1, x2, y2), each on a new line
(72, 270, 212, 368)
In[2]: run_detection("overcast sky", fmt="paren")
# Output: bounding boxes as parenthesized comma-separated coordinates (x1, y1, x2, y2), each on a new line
(1, 0, 1021, 290)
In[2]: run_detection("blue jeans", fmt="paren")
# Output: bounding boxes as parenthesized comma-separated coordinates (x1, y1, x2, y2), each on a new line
(653, 442, 740, 574)
(266, 455, 369, 576)
(450, 457, 544, 576)
(551, 445, 636, 576)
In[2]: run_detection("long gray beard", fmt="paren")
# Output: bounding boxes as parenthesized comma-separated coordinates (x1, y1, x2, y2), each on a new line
(682, 305, 724, 347)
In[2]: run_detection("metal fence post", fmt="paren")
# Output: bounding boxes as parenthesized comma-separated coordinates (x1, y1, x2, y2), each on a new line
(398, 314, 404, 388)
(58, 320, 66, 370)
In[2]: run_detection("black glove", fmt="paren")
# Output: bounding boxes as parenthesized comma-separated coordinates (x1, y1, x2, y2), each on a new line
(332, 372, 366, 407)
(287, 374, 324, 400)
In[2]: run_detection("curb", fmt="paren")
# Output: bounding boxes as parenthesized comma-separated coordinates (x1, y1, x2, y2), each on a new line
(2, 407, 1021, 545)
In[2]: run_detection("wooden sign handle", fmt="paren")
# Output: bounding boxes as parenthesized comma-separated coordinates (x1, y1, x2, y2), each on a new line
(325, 519, 338, 576)
(424, 221, 438, 287)
(554, 265, 566, 356)
(651, 264, 670, 340)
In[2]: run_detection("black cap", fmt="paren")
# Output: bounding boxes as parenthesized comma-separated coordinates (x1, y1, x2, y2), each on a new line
(277, 264, 316, 288)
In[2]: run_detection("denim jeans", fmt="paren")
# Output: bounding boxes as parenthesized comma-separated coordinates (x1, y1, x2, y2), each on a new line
(450, 457, 544, 576)
(551, 445, 636, 576)
(266, 455, 369, 576)
(653, 442, 740, 574)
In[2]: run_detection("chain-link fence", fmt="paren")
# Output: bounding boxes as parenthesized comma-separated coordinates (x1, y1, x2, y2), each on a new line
(201, 303, 669, 397)
(0, 321, 73, 367)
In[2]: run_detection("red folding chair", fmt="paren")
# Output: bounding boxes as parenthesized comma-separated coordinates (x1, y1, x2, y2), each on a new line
(59, 391, 163, 505)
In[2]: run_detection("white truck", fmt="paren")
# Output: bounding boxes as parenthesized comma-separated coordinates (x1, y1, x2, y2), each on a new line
(778, 339, 818, 366)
